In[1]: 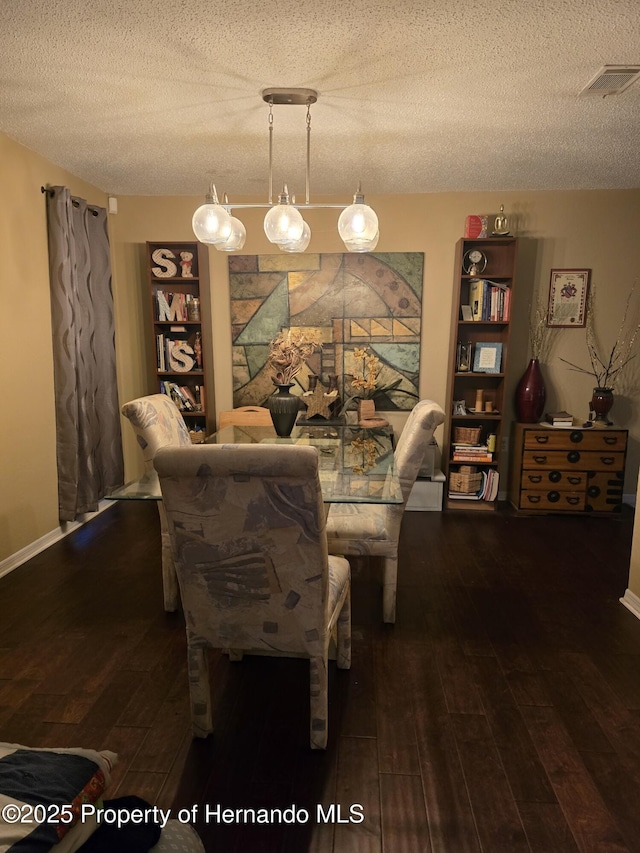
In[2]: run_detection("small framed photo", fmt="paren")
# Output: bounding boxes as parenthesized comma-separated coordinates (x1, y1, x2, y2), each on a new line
(460, 305, 474, 321)
(473, 342, 503, 373)
(453, 400, 467, 415)
(547, 269, 590, 327)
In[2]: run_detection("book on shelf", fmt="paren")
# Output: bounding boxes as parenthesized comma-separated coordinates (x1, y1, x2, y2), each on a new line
(156, 291, 195, 322)
(452, 455, 493, 461)
(448, 470, 499, 501)
(545, 410, 574, 425)
(468, 279, 511, 322)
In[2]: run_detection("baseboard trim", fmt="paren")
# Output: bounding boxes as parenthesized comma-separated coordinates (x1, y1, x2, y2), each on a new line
(0, 500, 114, 581)
(620, 589, 640, 621)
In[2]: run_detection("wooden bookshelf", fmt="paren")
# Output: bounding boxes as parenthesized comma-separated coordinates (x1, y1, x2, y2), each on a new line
(146, 241, 215, 436)
(443, 236, 518, 510)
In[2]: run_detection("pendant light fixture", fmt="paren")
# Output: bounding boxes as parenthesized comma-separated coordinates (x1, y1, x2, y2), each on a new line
(191, 88, 379, 253)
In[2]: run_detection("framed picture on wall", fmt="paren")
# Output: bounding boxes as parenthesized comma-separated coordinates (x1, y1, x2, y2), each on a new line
(547, 269, 590, 327)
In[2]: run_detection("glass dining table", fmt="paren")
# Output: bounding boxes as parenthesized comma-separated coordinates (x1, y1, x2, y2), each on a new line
(107, 423, 403, 505)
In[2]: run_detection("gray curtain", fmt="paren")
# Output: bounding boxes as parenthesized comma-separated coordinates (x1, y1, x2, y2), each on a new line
(45, 186, 124, 522)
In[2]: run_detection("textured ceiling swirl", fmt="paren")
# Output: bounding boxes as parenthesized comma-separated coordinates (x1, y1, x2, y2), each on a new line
(1, 0, 638, 196)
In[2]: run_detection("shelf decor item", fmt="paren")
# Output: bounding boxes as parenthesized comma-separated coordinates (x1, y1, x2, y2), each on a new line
(473, 342, 503, 373)
(515, 357, 546, 423)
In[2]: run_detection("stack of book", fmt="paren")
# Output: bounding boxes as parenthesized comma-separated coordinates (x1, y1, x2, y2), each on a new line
(448, 469, 500, 501)
(469, 279, 511, 322)
(160, 382, 202, 412)
(452, 443, 493, 463)
(544, 410, 574, 427)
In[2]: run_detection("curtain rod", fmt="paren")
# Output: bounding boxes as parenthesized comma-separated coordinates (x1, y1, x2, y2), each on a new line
(41, 186, 100, 215)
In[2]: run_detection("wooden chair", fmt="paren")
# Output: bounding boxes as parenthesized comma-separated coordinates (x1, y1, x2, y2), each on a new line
(325, 399, 445, 623)
(218, 406, 272, 430)
(153, 443, 351, 749)
(120, 394, 191, 611)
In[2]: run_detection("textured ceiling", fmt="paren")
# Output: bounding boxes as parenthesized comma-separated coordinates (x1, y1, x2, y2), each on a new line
(1, 0, 639, 197)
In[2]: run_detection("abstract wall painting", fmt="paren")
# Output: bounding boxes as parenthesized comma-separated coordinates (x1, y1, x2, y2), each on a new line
(228, 252, 423, 410)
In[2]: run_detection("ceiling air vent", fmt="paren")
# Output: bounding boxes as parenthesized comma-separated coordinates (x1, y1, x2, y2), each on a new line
(580, 65, 640, 96)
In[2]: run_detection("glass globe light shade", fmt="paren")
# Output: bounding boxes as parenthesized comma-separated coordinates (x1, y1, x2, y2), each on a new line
(192, 198, 233, 245)
(343, 229, 379, 253)
(280, 220, 311, 253)
(338, 190, 379, 248)
(216, 216, 246, 252)
(264, 188, 304, 244)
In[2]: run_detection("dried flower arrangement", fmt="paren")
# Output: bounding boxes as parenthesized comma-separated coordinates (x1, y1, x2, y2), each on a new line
(529, 303, 553, 361)
(341, 347, 418, 411)
(559, 284, 639, 389)
(266, 329, 321, 386)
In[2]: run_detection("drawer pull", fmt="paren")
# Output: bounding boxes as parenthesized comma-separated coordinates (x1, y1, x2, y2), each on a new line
(570, 431, 583, 443)
(533, 455, 547, 464)
(601, 456, 615, 466)
(527, 475, 542, 483)
(567, 451, 581, 464)
(603, 436, 618, 445)
(526, 494, 541, 504)
(567, 476, 581, 485)
(566, 496, 581, 506)
(547, 491, 560, 503)
(534, 435, 549, 444)
(549, 470, 561, 483)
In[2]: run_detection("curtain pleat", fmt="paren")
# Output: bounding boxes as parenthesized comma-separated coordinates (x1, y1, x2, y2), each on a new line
(46, 186, 124, 522)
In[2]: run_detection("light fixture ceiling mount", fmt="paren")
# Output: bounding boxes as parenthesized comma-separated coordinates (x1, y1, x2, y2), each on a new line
(261, 87, 318, 106)
(191, 88, 379, 253)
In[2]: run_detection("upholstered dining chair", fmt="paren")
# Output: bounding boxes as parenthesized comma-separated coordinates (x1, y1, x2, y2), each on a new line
(326, 399, 445, 624)
(120, 394, 191, 611)
(153, 443, 351, 749)
(218, 405, 272, 430)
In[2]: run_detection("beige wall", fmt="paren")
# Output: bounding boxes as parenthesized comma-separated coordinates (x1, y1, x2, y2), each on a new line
(2, 131, 639, 599)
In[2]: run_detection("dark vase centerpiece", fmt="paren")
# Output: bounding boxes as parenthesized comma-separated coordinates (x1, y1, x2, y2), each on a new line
(265, 330, 320, 437)
(515, 357, 546, 423)
(268, 383, 300, 437)
(590, 387, 614, 424)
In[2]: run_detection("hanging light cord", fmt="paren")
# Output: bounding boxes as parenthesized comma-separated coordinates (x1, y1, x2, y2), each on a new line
(306, 99, 311, 206)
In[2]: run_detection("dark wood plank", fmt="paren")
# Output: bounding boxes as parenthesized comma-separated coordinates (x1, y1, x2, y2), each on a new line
(408, 647, 481, 853)
(450, 713, 531, 852)
(470, 656, 555, 803)
(380, 772, 430, 853)
(517, 802, 580, 853)
(374, 638, 420, 775)
(520, 705, 628, 852)
(334, 736, 381, 852)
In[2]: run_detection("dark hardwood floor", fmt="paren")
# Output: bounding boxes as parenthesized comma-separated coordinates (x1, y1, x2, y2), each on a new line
(1, 500, 639, 852)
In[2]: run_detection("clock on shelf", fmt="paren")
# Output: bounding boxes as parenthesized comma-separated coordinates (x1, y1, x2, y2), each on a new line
(463, 249, 488, 276)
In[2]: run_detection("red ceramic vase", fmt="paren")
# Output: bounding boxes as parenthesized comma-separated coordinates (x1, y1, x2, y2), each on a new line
(591, 387, 614, 424)
(515, 358, 546, 423)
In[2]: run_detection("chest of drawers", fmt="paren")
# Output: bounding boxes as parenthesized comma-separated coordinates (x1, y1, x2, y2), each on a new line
(509, 423, 627, 514)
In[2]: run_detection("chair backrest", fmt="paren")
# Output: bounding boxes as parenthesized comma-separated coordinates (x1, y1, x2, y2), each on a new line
(153, 443, 330, 657)
(121, 394, 191, 471)
(218, 406, 272, 430)
(393, 400, 446, 505)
